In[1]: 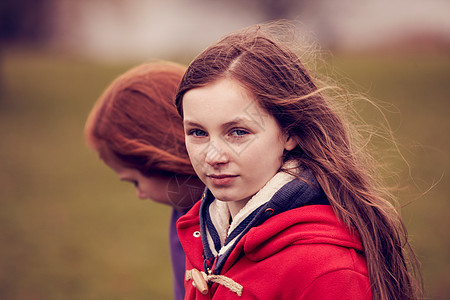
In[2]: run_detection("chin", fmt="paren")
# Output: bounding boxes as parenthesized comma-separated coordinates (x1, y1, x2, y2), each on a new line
(210, 192, 240, 203)
(209, 191, 232, 202)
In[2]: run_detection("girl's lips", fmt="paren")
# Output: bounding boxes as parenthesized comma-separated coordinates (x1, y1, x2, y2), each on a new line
(207, 174, 238, 186)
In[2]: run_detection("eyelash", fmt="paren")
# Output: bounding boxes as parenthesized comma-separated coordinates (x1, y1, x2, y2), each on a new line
(187, 128, 250, 140)
(187, 129, 207, 137)
(230, 129, 249, 137)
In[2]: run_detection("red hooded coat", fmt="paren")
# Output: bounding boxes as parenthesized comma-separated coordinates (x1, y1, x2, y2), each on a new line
(177, 203, 372, 299)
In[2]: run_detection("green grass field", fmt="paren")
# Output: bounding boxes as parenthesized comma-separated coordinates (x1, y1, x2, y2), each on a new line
(0, 49, 448, 299)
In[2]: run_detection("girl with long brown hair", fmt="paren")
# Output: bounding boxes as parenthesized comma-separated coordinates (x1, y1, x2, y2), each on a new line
(85, 61, 204, 300)
(175, 24, 422, 299)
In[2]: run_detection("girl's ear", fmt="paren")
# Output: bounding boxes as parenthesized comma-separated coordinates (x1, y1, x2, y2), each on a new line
(284, 134, 297, 151)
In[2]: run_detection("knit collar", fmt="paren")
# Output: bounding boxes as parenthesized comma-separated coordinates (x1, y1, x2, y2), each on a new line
(206, 169, 296, 257)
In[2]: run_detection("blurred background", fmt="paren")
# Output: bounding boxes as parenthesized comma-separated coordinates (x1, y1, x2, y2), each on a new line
(0, 0, 449, 299)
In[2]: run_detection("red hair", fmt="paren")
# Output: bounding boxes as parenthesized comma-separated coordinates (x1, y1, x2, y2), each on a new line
(85, 61, 195, 176)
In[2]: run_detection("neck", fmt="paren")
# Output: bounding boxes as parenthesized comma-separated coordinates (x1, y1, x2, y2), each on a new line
(226, 197, 250, 219)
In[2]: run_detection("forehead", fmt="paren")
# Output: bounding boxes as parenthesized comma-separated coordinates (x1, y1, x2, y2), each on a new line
(182, 78, 264, 124)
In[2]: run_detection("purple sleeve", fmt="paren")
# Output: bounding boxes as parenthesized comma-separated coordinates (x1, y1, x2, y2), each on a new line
(169, 209, 188, 300)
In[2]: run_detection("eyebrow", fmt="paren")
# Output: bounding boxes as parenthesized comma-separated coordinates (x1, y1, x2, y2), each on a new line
(184, 117, 257, 130)
(183, 120, 204, 128)
(221, 119, 249, 129)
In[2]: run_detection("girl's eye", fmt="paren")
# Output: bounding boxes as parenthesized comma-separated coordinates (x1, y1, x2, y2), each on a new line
(131, 180, 139, 188)
(188, 129, 208, 137)
(230, 129, 249, 137)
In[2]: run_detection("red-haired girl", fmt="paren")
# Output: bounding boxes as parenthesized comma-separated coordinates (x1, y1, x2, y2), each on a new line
(85, 61, 204, 300)
(175, 24, 422, 299)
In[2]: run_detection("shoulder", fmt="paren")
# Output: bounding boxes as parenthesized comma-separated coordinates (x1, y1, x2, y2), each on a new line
(226, 241, 371, 299)
(299, 267, 372, 299)
(239, 205, 371, 295)
(244, 205, 364, 258)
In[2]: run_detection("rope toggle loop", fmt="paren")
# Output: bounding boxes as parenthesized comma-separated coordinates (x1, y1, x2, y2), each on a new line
(186, 268, 243, 296)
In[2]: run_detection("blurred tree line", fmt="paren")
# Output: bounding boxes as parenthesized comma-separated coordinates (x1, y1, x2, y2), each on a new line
(0, 0, 51, 44)
(0, 0, 52, 94)
(253, 0, 314, 20)
(0, 0, 313, 44)
(0, 0, 310, 93)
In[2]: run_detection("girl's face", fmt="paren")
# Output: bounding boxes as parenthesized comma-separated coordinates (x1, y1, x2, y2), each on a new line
(104, 156, 203, 210)
(183, 78, 296, 215)
(106, 159, 169, 201)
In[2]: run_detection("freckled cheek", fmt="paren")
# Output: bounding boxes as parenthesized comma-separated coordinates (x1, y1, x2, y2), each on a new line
(186, 144, 206, 170)
(240, 139, 284, 168)
(238, 140, 271, 160)
(185, 142, 196, 160)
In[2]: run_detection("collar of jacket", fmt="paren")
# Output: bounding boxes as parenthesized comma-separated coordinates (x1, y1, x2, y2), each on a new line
(199, 167, 329, 275)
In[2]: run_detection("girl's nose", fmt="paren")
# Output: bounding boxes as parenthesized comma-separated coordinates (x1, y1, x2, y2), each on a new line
(136, 189, 147, 200)
(204, 140, 229, 167)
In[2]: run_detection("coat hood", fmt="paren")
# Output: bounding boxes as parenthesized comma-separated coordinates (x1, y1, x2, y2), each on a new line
(241, 205, 363, 262)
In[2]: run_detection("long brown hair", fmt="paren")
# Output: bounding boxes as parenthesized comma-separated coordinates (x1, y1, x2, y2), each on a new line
(86, 61, 195, 176)
(175, 24, 422, 299)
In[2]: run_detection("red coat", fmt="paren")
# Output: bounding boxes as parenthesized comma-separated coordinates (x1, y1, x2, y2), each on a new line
(177, 202, 372, 299)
